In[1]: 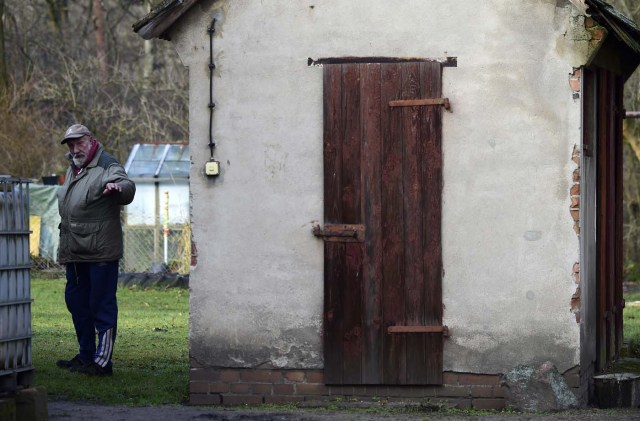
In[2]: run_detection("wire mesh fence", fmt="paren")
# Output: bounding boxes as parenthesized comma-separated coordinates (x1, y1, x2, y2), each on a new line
(30, 218, 191, 276)
(121, 223, 191, 274)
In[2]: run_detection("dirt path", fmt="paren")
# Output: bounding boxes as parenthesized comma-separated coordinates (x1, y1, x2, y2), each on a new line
(47, 400, 432, 420)
(47, 400, 640, 421)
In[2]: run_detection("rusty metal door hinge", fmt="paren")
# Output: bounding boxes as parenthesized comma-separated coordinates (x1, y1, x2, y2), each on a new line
(387, 325, 450, 337)
(388, 98, 451, 112)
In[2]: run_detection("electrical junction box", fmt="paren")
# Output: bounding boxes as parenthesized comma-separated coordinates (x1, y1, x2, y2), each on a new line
(205, 160, 220, 176)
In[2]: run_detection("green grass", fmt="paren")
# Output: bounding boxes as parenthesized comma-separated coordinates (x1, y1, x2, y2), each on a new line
(31, 276, 189, 406)
(28, 280, 640, 407)
(625, 291, 640, 342)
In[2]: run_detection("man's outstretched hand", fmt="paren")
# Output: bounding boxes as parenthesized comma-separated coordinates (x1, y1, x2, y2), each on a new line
(103, 183, 122, 195)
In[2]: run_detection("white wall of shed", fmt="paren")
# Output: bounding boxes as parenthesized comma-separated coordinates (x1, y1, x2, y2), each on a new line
(171, 0, 590, 373)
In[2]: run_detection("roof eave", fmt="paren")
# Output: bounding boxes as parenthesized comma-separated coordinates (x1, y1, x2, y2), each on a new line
(133, 0, 201, 40)
(585, 0, 640, 56)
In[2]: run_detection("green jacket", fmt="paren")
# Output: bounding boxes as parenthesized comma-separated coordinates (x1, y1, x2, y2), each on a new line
(57, 146, 136, 263)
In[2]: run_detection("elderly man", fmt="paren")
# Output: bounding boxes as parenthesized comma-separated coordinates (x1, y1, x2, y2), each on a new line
(55, 124, 135, 376)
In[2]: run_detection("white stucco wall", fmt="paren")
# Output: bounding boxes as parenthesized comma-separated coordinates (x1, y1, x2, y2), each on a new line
(172, 0, 592, 374)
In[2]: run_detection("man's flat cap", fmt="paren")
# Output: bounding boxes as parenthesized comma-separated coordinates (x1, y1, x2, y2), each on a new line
(61, 124, 92, 144)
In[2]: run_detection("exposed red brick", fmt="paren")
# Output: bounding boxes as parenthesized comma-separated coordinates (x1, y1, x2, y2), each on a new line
(264, 395, 305, 404)
(220, 369, 240, 383)
(221, 395, 264, 406)
(240, 370, 272, 383)
(571, 287, 580, 310)
(569, 70, 581, 94)
(592, 28, 605, 41)
(382, 387, 405, 397)
(493, 386, 506, 398)
(284, 371, 305, 383)
(273, 384, 295, 395)
(296, 383, 329, 395)
(437, 385, 470, 398)
(189, 382, 209, 394)
(472, 398, 505, 410)
(351, 387, 371, 396)
(391, 387, 437, 398)
(469, 386, 498, 398)
(357, 386, 389, 396)
(573, 169, 580, 182)
(306, 370, 324, 383)
(569, 77, 580, 93)
(457, 373, 500, 386)
(264, 383, 296, 396)
(268, 371, 285, 383)
(443, 372, 459, 384)
(570, 183, 580, 196)
(190, 368, 220, 382)
(369, 386, 389, 397)
(570, 209, 580, 222)
(252, 383, 273, 395)
(190, 394, 221, 405)
(191, 241, 198, 266)
(571, 287, 581, 323)
(453, 398, 473, 409)
(571, 196, 580, 207)
(230, 383, 251, 394)
(209, 383, 230, 394)
(302, 395, 341, 403)
(327, 385, 349, 396)
(584, 17, 596, 28)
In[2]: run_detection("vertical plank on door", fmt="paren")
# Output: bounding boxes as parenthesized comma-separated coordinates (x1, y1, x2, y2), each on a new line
(380, 63, 406, 384)
(401, 62, 427, 384)
(614, 74, 624, 359)
(361, 63, 384, 384)
(323, 64, 344, 383)
(340, 64, 363, 383)
(421, 61, 444, 384)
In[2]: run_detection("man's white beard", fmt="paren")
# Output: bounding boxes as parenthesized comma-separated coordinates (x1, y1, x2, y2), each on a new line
(72, 155, 86, 167)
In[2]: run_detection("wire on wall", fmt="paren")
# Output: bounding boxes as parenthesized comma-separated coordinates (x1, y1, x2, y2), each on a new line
(204, 17, 220, 176)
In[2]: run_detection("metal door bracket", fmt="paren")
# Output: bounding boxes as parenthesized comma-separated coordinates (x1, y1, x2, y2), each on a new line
(387, 325, 450, 337)
(389, 98, 451, 111)
(312, 224, 365, 242)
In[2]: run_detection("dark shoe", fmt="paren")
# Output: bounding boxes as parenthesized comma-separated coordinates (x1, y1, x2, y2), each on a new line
(56, 355, 87, 370)
(71, 361, 113, 376)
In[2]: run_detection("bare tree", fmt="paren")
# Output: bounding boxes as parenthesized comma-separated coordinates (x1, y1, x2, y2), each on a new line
(44, 0, 68, 41)
(92, 0, 108, 80)
(0, 0, 7, 97)
(608, 0, 640, 280)
(0, 0, 188, 179)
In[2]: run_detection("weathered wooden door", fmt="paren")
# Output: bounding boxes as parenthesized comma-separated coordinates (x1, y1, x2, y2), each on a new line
(583, 67, 625, 371)
(318, 61, 444, 385)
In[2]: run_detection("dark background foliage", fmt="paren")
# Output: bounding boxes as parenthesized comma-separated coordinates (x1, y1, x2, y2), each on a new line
(611, 1, 640, 281)
(4, 0, 640, 282)
(0, 0, 187, 178)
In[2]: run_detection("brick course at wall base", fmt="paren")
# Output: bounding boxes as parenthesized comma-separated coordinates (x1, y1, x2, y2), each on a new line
(190, 368, 510, 409)
(190, 367, 584, 409)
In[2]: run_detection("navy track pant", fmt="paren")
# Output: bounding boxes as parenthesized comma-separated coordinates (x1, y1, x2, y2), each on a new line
(64, 261, 118, 368)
